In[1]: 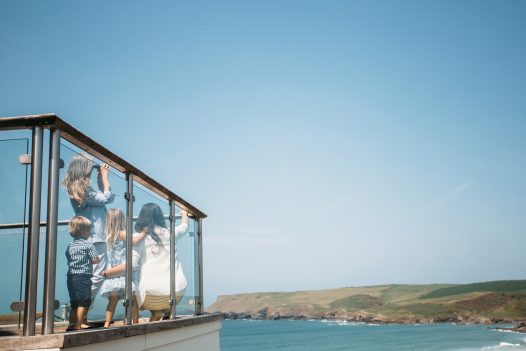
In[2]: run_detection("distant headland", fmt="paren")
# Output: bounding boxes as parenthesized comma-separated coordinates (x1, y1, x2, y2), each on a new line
(207, 280, 526, 327)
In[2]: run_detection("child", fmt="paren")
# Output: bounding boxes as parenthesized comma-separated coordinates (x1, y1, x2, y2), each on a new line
(65, 216, 100, 330)
(62, 154, 114, 303)
(134, 203, 188, 322)
(100, 209, 146, 326)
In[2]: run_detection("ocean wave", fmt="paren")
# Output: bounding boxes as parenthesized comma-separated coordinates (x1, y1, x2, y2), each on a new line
(481, 342, 523, 350)
(333, 320, 363, 326)
(319, 319, 367, 327)
(496, 329, 522, 334)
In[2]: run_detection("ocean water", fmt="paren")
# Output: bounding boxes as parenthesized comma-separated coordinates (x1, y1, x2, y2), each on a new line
(220, 319, 526, 351)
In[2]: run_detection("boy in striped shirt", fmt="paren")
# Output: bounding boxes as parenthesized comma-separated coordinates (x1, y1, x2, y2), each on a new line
(66, 216, 100, 330)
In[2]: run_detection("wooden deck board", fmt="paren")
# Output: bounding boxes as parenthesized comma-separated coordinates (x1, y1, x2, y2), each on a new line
(0, 314, 222, 351)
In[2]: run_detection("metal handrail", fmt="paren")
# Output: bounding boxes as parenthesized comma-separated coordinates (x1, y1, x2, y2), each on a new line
(0, 114, 206, 219)
(0, 214, 185, 230)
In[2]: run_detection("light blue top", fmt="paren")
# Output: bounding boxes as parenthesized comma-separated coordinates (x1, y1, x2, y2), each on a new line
(100, 234, 140, 297)
(70, 186, 115, 244)
(107, 238, 126, 268)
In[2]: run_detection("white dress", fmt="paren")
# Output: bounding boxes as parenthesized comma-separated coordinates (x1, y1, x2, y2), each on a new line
(133, 223, 188, 309)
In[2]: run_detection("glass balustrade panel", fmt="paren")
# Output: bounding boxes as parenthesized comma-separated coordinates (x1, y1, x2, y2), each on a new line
(55, 142, 128, 331)
(0, 124, 206, 337)
(175, 214, 197, 316)
(132, 183, 171, 322)
(194, 217, 201, 315)
(0, 138, 30, 332)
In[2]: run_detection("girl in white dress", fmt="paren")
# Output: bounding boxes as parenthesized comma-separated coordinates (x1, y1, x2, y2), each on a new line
(133, 203, 189, 321)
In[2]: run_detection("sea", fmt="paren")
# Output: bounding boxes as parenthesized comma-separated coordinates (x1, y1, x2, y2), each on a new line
(220, 319, 526, 351)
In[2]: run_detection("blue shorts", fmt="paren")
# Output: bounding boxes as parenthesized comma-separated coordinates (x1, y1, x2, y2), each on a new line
(67, 274, 92, 308)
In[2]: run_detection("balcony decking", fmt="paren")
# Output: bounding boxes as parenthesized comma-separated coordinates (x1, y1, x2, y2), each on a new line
(0, 314, 222, 351)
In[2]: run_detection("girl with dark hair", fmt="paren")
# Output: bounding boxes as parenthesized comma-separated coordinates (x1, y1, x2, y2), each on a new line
(134, 203, 189, 321)
(134, 203, 166, 248)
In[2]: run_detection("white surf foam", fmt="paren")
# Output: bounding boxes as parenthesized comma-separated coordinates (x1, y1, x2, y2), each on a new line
(495, 329, 522, 334)
(481, 341, 522, 350)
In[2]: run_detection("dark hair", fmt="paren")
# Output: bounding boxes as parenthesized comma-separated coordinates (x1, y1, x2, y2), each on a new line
(135, 203, 167, 247)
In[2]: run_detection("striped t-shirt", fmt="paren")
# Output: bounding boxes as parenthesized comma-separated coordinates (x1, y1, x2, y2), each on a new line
(65, 238, 98, 275)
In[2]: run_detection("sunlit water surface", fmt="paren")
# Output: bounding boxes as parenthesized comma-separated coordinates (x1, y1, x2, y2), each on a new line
(221, 319, 526, 351)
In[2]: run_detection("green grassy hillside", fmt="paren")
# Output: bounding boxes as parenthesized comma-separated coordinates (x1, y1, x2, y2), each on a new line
(422, 280, 526, 299)
(207, 280, 526, 323)
(330, 294, 382, 310)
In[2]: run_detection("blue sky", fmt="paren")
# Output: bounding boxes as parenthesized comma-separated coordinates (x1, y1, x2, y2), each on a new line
(1, 0, 525, 305)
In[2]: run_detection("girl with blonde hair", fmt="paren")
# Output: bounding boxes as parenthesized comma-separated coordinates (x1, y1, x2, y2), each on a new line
(99, 209, 146, 326)
(62, 154, 115, 305)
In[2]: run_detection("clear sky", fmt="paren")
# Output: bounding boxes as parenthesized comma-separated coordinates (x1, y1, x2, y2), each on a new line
(1, 0, 525, 306)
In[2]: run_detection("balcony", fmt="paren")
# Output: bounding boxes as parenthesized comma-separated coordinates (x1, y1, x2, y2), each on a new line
(0, 114, 221, 350)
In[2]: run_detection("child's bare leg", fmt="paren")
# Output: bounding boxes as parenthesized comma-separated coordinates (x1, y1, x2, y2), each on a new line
(132, 297, 139, 324)
(81, 306, 88, 326)
(76, 307, 88, 329)
(69, 307, 77, 329)
(150, 310, 163, 322)
(104, 295, 119, 327)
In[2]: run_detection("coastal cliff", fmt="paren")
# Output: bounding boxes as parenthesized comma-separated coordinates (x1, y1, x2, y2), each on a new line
(207, 280, 526, 324)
